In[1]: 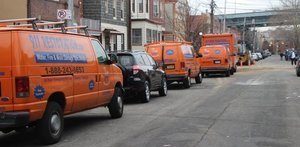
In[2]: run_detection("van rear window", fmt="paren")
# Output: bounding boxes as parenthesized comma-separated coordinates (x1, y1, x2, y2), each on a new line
(117, 55, 134, 66)
(181, 46, 194, 58)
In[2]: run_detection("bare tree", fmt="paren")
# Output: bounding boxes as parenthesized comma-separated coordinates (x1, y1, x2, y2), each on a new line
(272, 0, 300, 49)
(164, 0, 210, 47)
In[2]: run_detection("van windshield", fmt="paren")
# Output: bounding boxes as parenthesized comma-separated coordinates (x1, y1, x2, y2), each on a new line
(117, 55, 134, 67)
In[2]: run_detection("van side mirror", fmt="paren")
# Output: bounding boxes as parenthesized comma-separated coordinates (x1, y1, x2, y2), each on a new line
(110, 54, 118, 64)
(153, 62, 159, 69)
(197, 53, 203, 58)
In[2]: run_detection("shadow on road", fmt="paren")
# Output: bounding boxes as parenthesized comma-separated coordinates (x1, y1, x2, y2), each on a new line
(0, 114, 113, 146)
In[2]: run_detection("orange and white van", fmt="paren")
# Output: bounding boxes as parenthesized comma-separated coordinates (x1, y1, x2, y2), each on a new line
(145, 41, 202, 88)
(0, 19, 123, 144)
(202, 33, 238, 73)
(199, 45, 232, 77)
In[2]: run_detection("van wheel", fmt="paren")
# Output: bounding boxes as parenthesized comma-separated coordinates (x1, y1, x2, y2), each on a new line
(140, 81, 151, 103)
(225, 70, 231, 77)
(195, 73, 203, 84)
(183, 76, 191, 88)
(230, 69, 234, 75)
(297, 71, 300, 77)
(36, 102, 64, 145)
(159, 77, 167, 96)
(108, 87, 123, 118)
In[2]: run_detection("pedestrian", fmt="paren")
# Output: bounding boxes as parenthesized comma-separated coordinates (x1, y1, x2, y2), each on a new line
(291, 51, 296, 65)
(280, 52, 284, 60)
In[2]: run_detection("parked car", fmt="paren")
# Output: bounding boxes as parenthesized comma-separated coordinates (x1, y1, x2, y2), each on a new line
(145, 41, 202, 88)
(113, 52, 167, 103)
(296, 60, 300, 77)
(198, 45, 233, 77)
(0, 19, 124, 144)
(251, 53, 259, 61)
(256, 53, 263, 60)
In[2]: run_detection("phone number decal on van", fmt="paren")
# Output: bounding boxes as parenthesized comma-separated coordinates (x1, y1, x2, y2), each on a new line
(45, 66, 85, 75)
(35, 52, 87, 63)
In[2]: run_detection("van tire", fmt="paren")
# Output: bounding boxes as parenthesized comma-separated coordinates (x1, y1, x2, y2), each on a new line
(37, 102, 64, 145)
(159, 77, 167, 96)
(195, 73, 203, 84)
(108, 87, 124, 118)
(183, 76, 191, 88)
(230, 69, 234, 75)
(297, 71, 300, 77)
(140, 81, 151, 103)
(225, 70, 231, 77)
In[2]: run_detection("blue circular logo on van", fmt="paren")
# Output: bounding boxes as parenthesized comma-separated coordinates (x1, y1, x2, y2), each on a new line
(166, 50, 174, 55)
(34, 85, 45, 99)
(215, 50, 221, 54)
(89, 80, 95, 90)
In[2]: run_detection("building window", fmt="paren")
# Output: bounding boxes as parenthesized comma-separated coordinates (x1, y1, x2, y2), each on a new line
(132, 0, 135, 13)
(113, 0, 117, 18)
(146, 29, 152, 43)
(121, 34, 125, 51)
(146, 0, 148, 13)
(138, 0, 143, 13)
(153, 30, 157, 42)
(121, 0, 124, 19)
(153, 0, 159, 17)
(105, 0, 109, 13)
(132, 29, 142, 46)
(158, 32, 161, 41)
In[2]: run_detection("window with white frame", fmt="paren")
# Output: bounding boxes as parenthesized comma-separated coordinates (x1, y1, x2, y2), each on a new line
(146, 29, 152, 43)
(113, 0, 117, 18)
(121, 0, 124, 19)
(153, 0, 159, 17)
(132, 0, 135, 13)
(138, 0, 143, 13)
(146, 0, 149, 13)
(105, 0, 109, 13)
(132, 29, 142, 46)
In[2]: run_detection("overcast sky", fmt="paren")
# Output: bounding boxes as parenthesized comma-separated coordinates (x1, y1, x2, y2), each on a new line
(189, 0, 282, 14)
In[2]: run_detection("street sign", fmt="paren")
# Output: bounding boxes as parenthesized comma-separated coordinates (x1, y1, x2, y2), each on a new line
(57, 9, 71, 20)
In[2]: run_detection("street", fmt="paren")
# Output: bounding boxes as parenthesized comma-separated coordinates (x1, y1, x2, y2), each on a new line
(1, 56, 300, 147)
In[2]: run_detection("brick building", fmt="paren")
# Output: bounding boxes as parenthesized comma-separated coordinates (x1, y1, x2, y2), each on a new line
(83, 0, 129, 52)
(0, 0, 83, 24)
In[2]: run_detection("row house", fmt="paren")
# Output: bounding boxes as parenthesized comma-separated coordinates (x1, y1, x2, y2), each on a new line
(131, 0, 165, 51)
(83, 0, 129, 52)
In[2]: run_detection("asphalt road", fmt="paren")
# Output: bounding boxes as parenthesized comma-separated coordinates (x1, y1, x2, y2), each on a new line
(1, 56, 300, 147)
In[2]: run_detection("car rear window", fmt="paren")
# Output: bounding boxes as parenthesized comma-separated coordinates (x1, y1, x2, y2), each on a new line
(117, 55, 134, 66)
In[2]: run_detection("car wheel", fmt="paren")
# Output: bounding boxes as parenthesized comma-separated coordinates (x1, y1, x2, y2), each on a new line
(37, 102, 64, 145)
(159, 77, 167, 96)
(230, 69, 234, 75)
(183, 76, 191, 88)
(195, 73, 203, 84)
(108, 87, 124, 118)
(141, 81, 151, 103)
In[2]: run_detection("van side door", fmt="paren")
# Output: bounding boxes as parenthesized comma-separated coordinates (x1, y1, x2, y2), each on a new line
(91, 40, 115, 105)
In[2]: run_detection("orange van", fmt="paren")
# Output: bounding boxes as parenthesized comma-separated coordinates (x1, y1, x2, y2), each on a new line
(202, 33, 238, 73)
(0, 19, 124, 144)
(145, 41, 202, 88)
(199, 45, 232, 77)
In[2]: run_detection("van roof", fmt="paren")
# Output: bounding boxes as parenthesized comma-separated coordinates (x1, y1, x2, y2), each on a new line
(144, 41, 192, 47)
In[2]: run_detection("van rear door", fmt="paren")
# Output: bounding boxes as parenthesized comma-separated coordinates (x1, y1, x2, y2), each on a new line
(0, 31, 13, 107)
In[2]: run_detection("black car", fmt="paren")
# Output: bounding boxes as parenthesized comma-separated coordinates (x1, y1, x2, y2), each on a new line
(112, 52, 167, 103)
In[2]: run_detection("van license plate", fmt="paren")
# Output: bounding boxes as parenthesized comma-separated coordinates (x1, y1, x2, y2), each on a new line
(166, 65, 175, 69)
(214, 60, 221, 64)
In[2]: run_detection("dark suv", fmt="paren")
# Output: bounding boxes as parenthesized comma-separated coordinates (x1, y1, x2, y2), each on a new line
(112, 52, 167, 103)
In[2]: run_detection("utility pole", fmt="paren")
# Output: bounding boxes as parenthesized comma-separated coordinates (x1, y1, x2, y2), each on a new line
(67, 0, 74, 26)
(223, 0, 227, 33)
(210, 0, 216, 33)
(128, 0, 132, 51)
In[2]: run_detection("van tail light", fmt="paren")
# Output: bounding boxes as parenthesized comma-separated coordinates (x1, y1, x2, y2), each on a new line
(180, 62, 185, 69)
(133, 65, 140, 75)
(15, 77, 30, 98)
